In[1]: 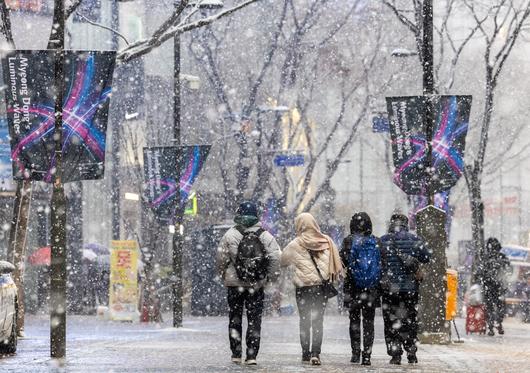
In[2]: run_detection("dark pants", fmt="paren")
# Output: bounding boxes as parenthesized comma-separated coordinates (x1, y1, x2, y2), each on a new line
(227, 287, 264, 360)
(349, 294, 376, 356)
(382, 292, 418, 357)
(295, 286, 328, 357)
(484, 283, 506, 329)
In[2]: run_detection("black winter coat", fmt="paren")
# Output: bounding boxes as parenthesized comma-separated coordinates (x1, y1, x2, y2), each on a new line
(380, 229, 430, 295)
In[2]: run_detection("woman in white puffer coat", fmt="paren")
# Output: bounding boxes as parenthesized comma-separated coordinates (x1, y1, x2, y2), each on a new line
(281, 212, 343, 366)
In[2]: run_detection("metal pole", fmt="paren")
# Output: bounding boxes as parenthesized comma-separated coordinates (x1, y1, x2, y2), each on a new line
(416, 0, 450, 344)
(500, 164, 504, 242)
(50, 0, 67, 358)
(422, 0, 435, 205)
(360, 135, 364, 210)
(172, 10, 183, 328)
(111, 0, 121, 241)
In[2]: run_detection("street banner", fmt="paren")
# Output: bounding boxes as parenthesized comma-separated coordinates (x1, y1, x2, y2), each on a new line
(0, 119, 15, 191)
(386, 95, 471, 195)
(109, 240, 139, 322)
(143, 145, 211, 222)
(2, 50, 116, 183)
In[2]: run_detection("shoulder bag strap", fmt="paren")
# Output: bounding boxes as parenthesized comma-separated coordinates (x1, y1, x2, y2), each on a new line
(308, 251, 325, 282)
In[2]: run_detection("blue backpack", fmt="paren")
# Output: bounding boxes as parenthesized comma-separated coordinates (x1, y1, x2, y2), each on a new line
(348, 235, 381, 289)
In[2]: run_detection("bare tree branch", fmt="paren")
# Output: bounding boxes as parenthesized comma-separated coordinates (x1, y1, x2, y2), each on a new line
(117, 0, 261, 63)
(75, 12, 130, 45)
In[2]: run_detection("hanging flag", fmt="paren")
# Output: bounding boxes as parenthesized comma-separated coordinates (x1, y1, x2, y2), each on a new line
(2, 50, 116, 183)
(386, 95, 471, 195)
(143, 145, 211, 223)
(0, 119, 15, 191)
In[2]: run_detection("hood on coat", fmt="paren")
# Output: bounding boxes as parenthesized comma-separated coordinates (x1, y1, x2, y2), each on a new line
(388, 213, 409, 233)
(485, 237, 502, 254)
(350, 212, 372, 236)
(295, 212, 329, 251)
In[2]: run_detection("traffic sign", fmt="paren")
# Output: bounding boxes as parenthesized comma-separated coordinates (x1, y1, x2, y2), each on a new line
(273, 154, 304, 167)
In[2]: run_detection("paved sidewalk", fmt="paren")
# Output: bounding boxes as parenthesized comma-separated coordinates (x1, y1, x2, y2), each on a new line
(0, 313, 529, 372)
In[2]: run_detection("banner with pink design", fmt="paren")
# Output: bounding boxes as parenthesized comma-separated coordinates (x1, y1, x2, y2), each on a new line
(143, 145, 210, 223)
(386, 95, 471, 195)
(2, 50, 116, 182)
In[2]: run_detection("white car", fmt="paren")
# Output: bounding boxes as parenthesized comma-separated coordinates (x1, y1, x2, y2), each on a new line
(0, 261, 17, 354)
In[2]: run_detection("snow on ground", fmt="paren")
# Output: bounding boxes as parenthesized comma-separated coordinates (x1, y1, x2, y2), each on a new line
(0, 314, 529, 372)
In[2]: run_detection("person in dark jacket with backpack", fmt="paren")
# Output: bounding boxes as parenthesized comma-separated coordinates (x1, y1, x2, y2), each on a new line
(340, 212, 381, 366)
(380, 213, 430, 365)
(216, 201, 281, 365)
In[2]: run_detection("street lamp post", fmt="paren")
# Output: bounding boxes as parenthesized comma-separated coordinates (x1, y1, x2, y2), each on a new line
(172, 0, 223, 328)
(415, 0, 450, 344)
(50, 0, 67, 358)
(422, 0, 435, 205)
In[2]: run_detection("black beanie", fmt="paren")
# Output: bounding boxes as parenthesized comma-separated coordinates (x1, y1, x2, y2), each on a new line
(350, 212, 372, 236)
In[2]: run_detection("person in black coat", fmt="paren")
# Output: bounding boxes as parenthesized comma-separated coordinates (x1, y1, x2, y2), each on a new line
(340, 212, 381, 366)
(380, 213, 430, 365)
(479, 237, 510, 336)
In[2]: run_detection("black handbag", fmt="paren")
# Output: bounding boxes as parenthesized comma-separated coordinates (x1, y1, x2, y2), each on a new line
(309, 252, 338, 299)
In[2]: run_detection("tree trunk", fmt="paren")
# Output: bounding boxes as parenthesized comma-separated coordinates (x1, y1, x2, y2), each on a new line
(469, 170, 485, 283)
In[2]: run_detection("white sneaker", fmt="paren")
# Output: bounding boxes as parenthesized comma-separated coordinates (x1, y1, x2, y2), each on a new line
(246, 359, 257, 365)
(231, 357, 242, 364)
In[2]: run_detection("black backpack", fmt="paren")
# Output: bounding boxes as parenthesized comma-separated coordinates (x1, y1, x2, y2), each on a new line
(234, 226, 269, 284)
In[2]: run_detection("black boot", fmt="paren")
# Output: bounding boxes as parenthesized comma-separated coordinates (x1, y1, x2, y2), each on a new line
(350, 350, 360, 364)
(407, 353, 418, 364)
(497, 323, 504, 335)
(390, 355, 401, 365)
(488, 328, 495, 336)
(361, 353, 371, 366)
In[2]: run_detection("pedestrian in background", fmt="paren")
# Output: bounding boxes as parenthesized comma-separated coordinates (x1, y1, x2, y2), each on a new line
(380, 213, 430, 365)
(216, 201, 281, 365)
(479, 237, 510, 336)
(281, 212, 343, 366)
(340, 212, 381, 366)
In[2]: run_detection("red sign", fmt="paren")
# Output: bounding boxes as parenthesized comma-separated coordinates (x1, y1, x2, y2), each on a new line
(6, 0, 43, 12)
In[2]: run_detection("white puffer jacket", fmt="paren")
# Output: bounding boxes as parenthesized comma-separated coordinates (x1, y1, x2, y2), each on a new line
(280, 238, 331, 288)
(216, 224, 281, 288)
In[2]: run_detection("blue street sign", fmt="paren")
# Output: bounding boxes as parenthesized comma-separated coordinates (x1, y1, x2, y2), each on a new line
(372, 115, 390, 133)
(273, 154, 305, 167)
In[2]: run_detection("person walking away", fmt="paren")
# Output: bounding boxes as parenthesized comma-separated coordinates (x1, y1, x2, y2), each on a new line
(281, 213, 343, 366)
(479, 237, 510, 336)
(380, 214, 430, 365)
(216, 201, 281, 365)
(340, 212, 381, 366)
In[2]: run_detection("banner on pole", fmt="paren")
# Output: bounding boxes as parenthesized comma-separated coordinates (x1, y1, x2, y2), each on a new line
(143, 145, 211, 222)
(109, 240, 139, 322)
(2, 50, 116, 183)
(0, 119, 15, 191)
(386, 95, 471, 195)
